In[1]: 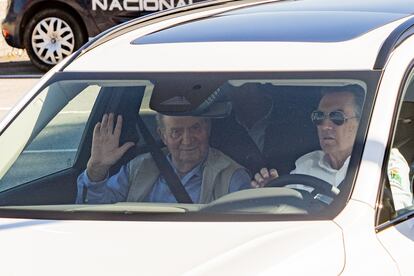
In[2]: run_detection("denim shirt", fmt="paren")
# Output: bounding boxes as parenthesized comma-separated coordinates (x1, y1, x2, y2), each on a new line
(76, 155, 251, 204)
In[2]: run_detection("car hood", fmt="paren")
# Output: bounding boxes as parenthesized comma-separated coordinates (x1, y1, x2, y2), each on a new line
(0, 218, 344, 275)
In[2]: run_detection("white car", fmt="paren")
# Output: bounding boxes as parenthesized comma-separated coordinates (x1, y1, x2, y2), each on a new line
(1, 0, 414, 275)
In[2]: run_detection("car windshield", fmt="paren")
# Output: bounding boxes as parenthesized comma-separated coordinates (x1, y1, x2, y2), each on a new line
(0, 71, 376, 220)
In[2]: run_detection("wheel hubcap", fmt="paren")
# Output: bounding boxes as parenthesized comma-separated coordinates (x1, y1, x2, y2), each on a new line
(31, 17, 75, 65)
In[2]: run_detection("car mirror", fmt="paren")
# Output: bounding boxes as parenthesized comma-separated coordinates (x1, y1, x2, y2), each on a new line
(149, 76, 226, 115)
(196, 101, 232, 118)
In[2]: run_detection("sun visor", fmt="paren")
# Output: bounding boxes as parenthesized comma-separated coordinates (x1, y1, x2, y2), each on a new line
(149, 76, 231, 117)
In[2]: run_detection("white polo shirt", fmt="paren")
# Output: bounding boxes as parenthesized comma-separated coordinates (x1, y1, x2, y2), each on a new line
(288, 150, 348, 193)
(288, 149, 413, 210)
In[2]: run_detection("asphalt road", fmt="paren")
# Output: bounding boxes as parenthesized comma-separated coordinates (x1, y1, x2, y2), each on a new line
(0, 77, 40, 119)
(0, 70, 96, 190)
(0, 58, 43, 119)
(0, 56, 42, 75)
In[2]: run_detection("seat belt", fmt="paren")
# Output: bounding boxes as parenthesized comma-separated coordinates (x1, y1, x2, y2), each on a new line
(135, 113, 193, 203)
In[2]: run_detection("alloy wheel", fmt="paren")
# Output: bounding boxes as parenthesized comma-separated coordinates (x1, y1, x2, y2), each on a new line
(31, 17, 75, 65)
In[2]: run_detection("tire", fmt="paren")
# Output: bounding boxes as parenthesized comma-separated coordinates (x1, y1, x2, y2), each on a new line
(23, 9, 86, 72)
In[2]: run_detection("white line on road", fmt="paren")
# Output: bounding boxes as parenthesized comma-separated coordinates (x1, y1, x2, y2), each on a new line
(60, 111, 90, 114)
(0, 108, 90, 114)
(23, 149, 77, 154)
(0, 75, 42, 79)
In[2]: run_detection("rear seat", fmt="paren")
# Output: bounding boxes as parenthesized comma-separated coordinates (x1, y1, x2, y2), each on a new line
(211, 85, 321, 176)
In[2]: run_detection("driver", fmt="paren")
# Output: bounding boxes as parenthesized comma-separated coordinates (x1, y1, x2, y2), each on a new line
(251, 85, 413, 209)
(76, 113, 251, 204)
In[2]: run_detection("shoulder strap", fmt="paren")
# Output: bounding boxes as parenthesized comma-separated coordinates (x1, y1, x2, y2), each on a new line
(135, 113, 193, 203)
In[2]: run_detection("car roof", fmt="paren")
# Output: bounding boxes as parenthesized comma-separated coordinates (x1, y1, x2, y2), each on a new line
(133, 0, 414, 44)
(64, 0, 414, 72)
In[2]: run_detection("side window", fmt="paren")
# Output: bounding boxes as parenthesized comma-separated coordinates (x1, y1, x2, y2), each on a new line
(0, 85, 99, 191)
(381, 72, 414, 219)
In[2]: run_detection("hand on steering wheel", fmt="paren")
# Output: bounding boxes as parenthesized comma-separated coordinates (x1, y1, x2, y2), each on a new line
(264, 174, 340, 198)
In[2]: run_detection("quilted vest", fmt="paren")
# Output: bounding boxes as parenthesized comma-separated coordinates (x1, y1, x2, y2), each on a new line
(126, 148, 243, 203)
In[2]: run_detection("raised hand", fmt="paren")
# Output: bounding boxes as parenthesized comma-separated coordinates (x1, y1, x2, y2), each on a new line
(86, 113, 135, 182)
(251, 167, 279, 188)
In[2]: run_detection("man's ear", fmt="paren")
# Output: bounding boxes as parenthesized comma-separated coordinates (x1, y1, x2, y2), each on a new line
(158, 127, 167, 144)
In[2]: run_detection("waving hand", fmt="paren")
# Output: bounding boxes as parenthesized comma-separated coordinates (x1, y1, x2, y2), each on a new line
(86, 113, 135, 182)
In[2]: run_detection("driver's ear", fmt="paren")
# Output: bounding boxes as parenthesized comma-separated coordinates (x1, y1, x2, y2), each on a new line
(158, 127, 167, 144)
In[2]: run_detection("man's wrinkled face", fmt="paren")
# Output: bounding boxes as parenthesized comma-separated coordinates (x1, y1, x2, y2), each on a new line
(160, 116, 210, 169)
(316, 92, 359, 158)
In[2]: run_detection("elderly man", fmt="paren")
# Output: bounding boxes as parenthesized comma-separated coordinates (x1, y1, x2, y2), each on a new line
(76, 113, 251, 204)
(251, 85, 413, 209)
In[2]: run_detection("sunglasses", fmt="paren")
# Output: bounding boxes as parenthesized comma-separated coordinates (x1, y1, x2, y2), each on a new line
(311, 110, 358, 126)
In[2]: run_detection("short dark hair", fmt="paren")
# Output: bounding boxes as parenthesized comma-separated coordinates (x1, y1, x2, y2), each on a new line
(321, 84, 365, 118)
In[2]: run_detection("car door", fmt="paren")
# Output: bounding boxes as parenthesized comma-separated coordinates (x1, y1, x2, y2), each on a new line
(375, 35, 414, 276)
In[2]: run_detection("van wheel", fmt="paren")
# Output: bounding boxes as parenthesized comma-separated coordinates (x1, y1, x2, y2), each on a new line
(23, 9, 86, 72)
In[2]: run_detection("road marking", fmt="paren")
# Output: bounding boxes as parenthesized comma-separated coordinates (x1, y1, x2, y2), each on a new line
(60, 111, 90, 114)
(23, 149, 77, 154)
(0, 75, 42, 79)
(0, 108, 89, 114)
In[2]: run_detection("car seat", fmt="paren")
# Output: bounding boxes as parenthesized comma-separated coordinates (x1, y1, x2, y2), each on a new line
(211, 84, 321, 176)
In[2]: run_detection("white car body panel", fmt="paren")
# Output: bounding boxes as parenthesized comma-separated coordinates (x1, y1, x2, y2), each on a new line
(377, 218, 414, 276)
(335, 200, 399, 275)
(351, 35, 414, 208)
(65, 15, 411, 72)
(0, 218, 343, 276)
(371, 35, 414, 276)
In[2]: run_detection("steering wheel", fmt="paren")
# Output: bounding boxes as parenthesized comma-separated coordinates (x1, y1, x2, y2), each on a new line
(264, 174, 340, 198)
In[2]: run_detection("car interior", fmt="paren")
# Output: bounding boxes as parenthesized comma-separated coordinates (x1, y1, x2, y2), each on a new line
(0, 77, 365, 216)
